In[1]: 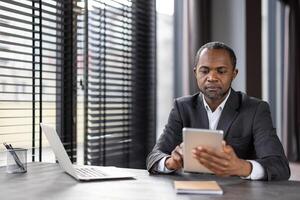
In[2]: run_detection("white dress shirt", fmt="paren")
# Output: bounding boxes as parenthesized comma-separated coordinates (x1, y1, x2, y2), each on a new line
(157, 90, 265, 180)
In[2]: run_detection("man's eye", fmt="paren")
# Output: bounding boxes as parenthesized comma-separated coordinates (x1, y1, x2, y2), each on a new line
(199, 69, 209, 74)
(217, 69, 227, 74)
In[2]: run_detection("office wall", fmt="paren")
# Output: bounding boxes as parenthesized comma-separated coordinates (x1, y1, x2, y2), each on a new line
(211, 0, 246, 92)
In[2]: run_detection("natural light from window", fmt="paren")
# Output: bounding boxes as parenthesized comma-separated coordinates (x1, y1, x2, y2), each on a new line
(156, 0, 174, 139)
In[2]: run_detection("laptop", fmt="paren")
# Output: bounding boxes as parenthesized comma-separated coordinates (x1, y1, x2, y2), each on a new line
(182, 128, 223, 174)
(40, 123, 133, 181)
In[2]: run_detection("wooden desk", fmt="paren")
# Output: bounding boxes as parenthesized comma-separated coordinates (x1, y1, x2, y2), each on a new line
(0, 162, 299, 200)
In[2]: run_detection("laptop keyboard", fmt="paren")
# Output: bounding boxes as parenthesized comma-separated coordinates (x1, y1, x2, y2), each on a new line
(75, 167, 106, 177)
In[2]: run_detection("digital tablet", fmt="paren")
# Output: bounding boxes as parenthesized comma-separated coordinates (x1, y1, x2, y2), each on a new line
(182, 128, 224, 174)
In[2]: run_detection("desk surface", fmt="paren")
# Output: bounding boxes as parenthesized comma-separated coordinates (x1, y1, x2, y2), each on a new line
(1, 162, 300, 200)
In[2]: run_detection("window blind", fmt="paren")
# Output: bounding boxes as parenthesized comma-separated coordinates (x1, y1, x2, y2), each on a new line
(80, 0, 156, 168)
(0, 0, 70, 164)
(130, 0, 156, 168)
(81, 0, 134, 167)
(0, 0, 156, 168)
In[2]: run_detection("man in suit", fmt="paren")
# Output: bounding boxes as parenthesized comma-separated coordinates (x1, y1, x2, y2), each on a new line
(147, 41, 290, 181)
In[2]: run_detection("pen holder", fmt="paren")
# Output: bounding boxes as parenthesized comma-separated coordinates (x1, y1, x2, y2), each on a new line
(6, 148, 27, 173)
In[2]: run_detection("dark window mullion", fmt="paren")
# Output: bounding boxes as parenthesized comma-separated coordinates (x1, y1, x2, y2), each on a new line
(31, 0, 36, 162)
(39, 0, 43, 162)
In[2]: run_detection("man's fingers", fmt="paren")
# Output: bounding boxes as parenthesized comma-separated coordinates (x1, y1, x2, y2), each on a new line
(171, 146, 183, 166)
(222, 140, 226, 147)
(197, 157, 229, 175)
(179, 142, 183, 148)
(166, 157, 180, 170)
(223, 144, 234, 155)
(222, 140, 237, 155)
(172, 151, 182, 163)
(192, 145, 233, 170)
(194, 146, 231, 161)
(175, 145, 183, 156)
(191, 142, 243, 177)
(195, 150, 230, 168)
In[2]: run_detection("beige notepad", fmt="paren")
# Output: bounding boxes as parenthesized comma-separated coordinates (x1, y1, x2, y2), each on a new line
(174, 181, 223, 195)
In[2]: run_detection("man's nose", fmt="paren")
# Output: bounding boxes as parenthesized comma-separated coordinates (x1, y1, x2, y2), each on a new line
(207, 71, 218, 81)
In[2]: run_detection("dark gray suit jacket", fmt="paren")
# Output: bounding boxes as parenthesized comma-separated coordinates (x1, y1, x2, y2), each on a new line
(146, 90, 290, 181)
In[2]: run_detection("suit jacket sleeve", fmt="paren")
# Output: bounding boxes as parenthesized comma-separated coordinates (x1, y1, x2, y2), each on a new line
(146, 100, 183, 173)
(252, 101, 290, 181)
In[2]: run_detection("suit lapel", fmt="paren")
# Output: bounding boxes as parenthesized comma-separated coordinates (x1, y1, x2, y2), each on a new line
(217, 90, 240, 139)
(195, 93, 209, 129)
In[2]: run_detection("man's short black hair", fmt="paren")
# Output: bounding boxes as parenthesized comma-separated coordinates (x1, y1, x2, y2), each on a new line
(194, 41, 237, 69)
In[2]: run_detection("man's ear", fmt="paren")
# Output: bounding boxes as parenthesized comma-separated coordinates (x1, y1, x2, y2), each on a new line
(232, 68, 238, 80)
(193, 67, 197, 77)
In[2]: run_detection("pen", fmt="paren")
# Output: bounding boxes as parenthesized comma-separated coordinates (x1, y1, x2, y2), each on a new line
(3, 143, 26, 171)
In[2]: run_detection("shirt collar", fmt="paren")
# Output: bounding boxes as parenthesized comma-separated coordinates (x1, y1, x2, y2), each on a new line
(202, 89, 231, 112)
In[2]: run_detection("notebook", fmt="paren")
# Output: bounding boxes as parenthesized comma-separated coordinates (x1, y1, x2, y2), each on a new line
(174, 181, 223, 195)
(182, 128, 223, 173)
(40, 123, 133, 181)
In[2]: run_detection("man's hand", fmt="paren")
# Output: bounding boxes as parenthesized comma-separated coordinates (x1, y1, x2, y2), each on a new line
(192, 141, 252, 177)
(165, 143, 183, 171)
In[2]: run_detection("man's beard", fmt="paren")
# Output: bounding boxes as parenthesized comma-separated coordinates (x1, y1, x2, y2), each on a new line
(200, 87, 230, 100)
